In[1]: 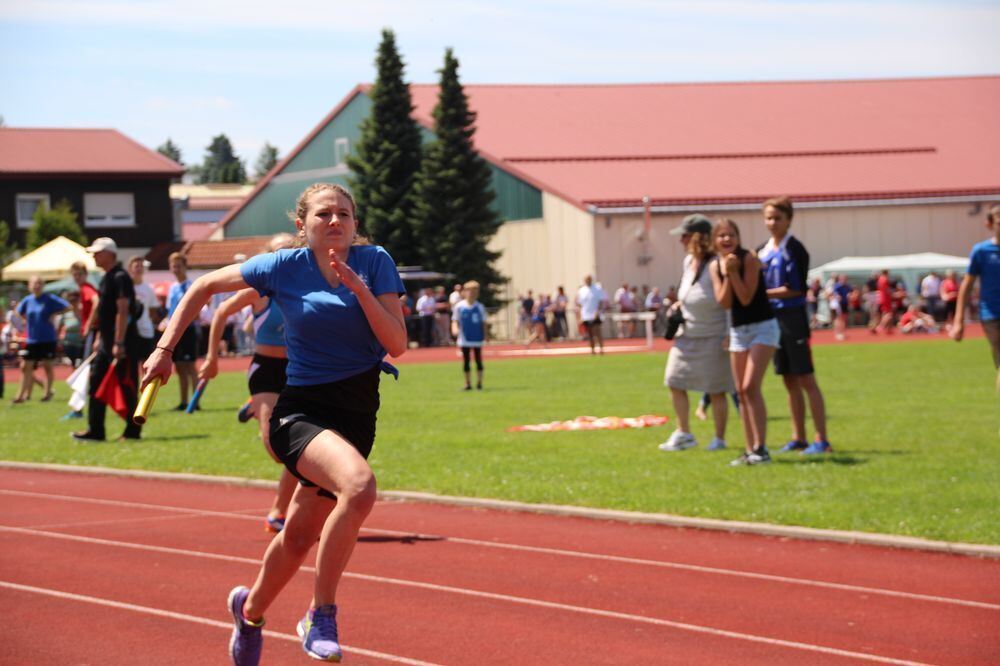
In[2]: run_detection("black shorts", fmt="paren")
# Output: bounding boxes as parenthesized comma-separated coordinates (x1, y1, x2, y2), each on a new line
(269, 367, 381, 497)
(23, 341, 57, 361)
(583, 316, 602, 331)
(247, 353, 288, 395)
(773, 307, 814, 376)
(461, 346, 483, 371)
(172, 326, 198, 363)
(135, 336, 155, 361)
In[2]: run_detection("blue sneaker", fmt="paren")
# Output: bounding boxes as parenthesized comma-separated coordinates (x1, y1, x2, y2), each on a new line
(60, 410, 84, 421)
(237, 399, 255, 423)
(303, 604, 342, 662)
(779, 440, 808, 453)
(803, 440, 833, 455)
(227, 586, 263, 666)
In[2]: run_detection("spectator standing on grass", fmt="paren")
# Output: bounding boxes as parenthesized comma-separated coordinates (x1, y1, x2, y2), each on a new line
(758, 197, 831, 455)
(921, 271, 942, 321)
(69, 261, 99, 358)
(552, 286, 569, 339)
(952, 204, 1000, 391)
(941, 269, 960, 331)
(658, 214, 732, 453)
(615, 283, 636, 338)
(166, 252, 199, 410)
(711, 219, 779, 466)
(452, 280, 487, 390)
(416, 287, 437, 347)
(828, 274, 852, 341)
(71, 238, 142, 442)
(434, 285, 451, 345)
(576, 275, 607, 355)
(58, 291, 84, 367)
(128, 256, 159, 365)
(526, 294, 550, 348)
(12, 276, 73, 404)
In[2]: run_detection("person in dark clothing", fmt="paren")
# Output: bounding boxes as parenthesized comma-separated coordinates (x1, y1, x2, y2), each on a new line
(72, 237, 142, 442)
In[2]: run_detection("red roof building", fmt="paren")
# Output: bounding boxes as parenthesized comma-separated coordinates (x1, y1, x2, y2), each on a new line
(0, 127, 183, 252)
(217, 77, 1000, 318)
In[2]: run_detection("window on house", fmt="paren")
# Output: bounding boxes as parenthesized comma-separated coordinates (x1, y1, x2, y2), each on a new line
(84, 193, 135, 227)
(334, 137, 350, 165)
(16, 193, 50, 229)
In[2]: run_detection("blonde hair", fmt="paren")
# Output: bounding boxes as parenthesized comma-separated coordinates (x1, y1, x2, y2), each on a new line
(267, 232, 296, 252)
(70, 261, 87, 273)
(168, 251, 187, 267)
(463, 280, 480, 290)
(711, 218, 743, 252)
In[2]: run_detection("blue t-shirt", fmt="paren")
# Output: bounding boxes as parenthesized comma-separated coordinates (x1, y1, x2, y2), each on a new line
(252, 298, 286, 348)
(968, 239, 1000, 321)
(453, 300, 487, 347)
(758, 235, 809, 310)
(240, 245, 405, 386)
(17, 293, 69, 343)
(167, 280, 191, 317)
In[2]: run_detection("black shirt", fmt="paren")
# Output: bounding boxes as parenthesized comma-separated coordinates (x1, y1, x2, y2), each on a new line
(718, 248, 774, 327)
(97, 262, 138, 350)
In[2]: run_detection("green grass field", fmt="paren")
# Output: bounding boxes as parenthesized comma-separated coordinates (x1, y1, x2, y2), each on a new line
(2, 338, 998, 544)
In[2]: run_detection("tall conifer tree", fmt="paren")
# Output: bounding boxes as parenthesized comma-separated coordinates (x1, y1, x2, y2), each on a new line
(412, 48, 504, 304)
(347, 30, 423, 265)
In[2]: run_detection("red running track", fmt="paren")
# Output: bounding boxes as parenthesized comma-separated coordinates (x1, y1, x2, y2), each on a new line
(1, 467, 998, 665)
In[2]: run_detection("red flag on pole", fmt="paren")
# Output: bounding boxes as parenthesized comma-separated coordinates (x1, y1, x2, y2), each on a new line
(95, 360, 133, 421)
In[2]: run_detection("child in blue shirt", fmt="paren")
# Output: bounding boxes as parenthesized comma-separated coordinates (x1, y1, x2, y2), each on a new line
(142, 183, 406, 665)
(14, 275, 72, 403)
(953, 204, 1000, 390)
(451, 280, 487, 390)
(757, 196, 831, 455)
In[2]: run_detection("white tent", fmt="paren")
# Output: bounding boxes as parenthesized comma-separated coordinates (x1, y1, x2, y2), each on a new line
(809, 252, 968, 294)
(1, 236, 97, 281)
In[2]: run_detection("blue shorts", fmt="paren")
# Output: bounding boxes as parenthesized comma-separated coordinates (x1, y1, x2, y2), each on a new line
(729, 318, 780, 352)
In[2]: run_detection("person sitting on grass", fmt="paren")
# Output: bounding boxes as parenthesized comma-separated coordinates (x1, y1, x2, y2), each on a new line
(452, 280, 487, 390)
(899, 304, 937, 334)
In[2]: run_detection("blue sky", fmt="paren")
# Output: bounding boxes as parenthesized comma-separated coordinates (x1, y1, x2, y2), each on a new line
(1, 0, 997, 170)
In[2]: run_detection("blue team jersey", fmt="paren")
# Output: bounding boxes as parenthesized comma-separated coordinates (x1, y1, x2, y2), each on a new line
(758, 235, 809, 310)
(240, 245, 405, 386)
(167, 280, 191, 317)
(968, 239, 1000, 322)
(17, 293, 69, 343)
(453, 300, 487, 347)
(252, 298, 286, 348)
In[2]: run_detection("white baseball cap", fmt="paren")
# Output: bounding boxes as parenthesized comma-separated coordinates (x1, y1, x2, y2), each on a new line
(85, 237, 118, 254)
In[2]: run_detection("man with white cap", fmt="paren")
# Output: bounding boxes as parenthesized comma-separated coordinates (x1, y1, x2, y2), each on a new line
(72, 237, 143, 442)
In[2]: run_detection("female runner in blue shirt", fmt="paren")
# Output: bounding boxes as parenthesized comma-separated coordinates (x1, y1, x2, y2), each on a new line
(142, 183, 407, 664)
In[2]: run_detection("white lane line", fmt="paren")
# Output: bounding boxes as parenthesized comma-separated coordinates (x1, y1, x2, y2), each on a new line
(360, 528, 1000, 612)
(0, 525, 935, 665)
(0, 579, 441, 666)
(3, 488, 995, 612)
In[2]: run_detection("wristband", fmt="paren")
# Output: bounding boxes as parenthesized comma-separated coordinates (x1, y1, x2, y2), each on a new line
(156, 345, 174, 353)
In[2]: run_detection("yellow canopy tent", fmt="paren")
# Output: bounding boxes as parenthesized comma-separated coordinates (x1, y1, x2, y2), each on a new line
(1, 236, 97, 281)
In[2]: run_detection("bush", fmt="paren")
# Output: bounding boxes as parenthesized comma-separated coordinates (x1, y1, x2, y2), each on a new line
(26, 199, 87, 250)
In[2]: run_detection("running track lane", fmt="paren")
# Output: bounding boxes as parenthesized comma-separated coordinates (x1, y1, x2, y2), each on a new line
(1, 469, 998, 665)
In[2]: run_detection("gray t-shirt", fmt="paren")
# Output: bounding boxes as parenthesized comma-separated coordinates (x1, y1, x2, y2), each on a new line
(676, 254, 727, 338)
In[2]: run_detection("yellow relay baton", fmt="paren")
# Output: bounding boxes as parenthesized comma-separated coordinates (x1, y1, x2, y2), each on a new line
(133, 376, 163, 425)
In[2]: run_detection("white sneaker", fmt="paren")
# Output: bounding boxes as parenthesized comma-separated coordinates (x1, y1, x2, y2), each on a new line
(658, 430, 697, 451)
(706, 437, 726, 451)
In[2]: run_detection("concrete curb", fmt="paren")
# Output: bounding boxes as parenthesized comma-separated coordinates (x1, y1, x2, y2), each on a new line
(4, 460, 998, 559)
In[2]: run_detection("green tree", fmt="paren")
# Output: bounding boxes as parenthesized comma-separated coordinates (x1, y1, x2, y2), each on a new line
(0, 220, 17, 265)
(347, 29, 423, 265)
(412, 49, 505, 304)
(253, 142, 280, 180)
(197, 134, 246, 184)
(26, 199, 86, 250)
(157, 138, 183, 165)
